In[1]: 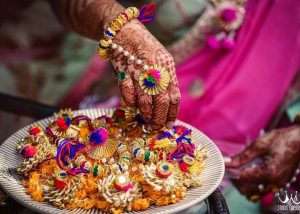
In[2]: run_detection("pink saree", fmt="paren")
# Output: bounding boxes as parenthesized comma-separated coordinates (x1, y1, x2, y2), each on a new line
(176, 0, 300, 156)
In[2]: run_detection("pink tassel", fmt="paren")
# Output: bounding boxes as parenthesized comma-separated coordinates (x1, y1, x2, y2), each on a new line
(222, 38, 236, 50)
(205, 35, 221, 49)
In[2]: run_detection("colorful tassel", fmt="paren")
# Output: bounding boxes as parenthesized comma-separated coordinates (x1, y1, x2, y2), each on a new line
(89, 128, 108, 147)
(28, 126, 43, 136)
(205, 35, 221, 50)
(21, 145, 38, 158)
(138, 2, 156, 23)
(179, 161, 189, 172)
(56, 115, 71, 131)
(56, 139, 88, 176)
(220, 8, 237, 23)
(71, 115, 93, 130)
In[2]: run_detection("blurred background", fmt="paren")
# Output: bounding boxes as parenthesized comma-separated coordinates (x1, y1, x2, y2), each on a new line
(0, 0, 300, 214)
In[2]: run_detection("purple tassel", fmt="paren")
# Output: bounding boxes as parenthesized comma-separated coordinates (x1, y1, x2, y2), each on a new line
(46, 126, 56, 141)
(71, 115, 93, 130)
(56, 139, 88, 175)
(138, 2, 156, 23)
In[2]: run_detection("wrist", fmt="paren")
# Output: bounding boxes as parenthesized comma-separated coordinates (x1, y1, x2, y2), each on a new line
(102, 7, 124, 30)
(115, 19, 143, 37)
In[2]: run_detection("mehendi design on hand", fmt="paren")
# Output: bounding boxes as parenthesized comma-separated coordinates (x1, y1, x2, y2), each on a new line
(50, 0, 124, 40)
(227, 126, 300, 197)
(110, 21, 180, 129)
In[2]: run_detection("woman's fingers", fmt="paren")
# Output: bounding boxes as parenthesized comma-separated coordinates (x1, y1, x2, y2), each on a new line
(166, 78, 181, 128)
(131, 69, 153, 122)
(239, 159, 282, 183)
(151, 92, 170, 130)
(117, 70, 136, 106)
(226, 140, 267, 168)
(226, 131, 276, 168)
(153, 47, 180, 128)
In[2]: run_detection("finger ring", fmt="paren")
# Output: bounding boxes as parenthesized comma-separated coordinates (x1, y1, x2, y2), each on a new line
(139, 65, 170, 96)
(117, 71, 128, 82)
(258, 184, 265, 193)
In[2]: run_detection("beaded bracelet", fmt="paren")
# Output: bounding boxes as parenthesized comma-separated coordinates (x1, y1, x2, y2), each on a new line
(98, 7, 140, 60)
(97, 6, 169, 96)
(280, 163, 300, 191)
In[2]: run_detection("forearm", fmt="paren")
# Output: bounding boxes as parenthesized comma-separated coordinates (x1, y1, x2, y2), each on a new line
(49, 0, 124, 40)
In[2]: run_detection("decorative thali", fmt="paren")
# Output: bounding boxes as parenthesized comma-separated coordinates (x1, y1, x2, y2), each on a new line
(0, 108, 224, 214)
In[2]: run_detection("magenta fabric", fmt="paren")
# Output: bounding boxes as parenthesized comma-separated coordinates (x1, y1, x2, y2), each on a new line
(64, 0, 300, 156)
(177, 0, 300, 156)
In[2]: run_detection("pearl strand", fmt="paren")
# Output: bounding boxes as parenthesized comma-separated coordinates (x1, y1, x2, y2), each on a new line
(107, 39, 149, 70)
(280, 165, 300, 191)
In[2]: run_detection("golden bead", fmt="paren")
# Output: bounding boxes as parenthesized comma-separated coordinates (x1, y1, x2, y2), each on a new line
(97, 49, 109, 60)
(98, 39, 109, 50)
(130, 7, 140, 17)
(116, 17, 126, 25)
(124, 9, 134, 20)
(117, 14, 128, 23)
(110, 19, 123, 32)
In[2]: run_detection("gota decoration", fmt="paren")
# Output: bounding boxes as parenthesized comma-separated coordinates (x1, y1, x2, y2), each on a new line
(139, 65, 170, 95)
(0, 108, 224, 214)
(88, 138, 119, 159)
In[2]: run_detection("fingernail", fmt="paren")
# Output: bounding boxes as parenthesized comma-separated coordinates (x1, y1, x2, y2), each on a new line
(223, 157, 232, 163)
(166, 121, 174, 129)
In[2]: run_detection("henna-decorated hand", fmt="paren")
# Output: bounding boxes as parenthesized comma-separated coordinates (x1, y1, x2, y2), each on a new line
(226, 126, 300, 198)
(110, 20, 181, 130)
(49, 0, 180, 130)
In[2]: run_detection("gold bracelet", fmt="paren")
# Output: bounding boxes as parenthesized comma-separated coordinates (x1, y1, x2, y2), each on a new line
(98, 7, 140, 60)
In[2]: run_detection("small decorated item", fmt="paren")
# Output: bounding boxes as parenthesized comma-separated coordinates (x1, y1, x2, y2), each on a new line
(139, 65, 170, 96)
(113, 174, 132, 191)
(47, 110, 80, 139)
(215, 1, 245, 31)
(88, 128, 119, 159)
(53, 170, 70, 190)
(89, 128, 108, 146)
(28, 125, 43, 136)
(205, 0, 246, 50)
(21, 145, 38, 158)
(156, 161, 173, 178)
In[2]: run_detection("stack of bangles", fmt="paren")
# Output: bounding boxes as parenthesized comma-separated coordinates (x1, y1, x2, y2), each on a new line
(97, 7, 170, 96)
